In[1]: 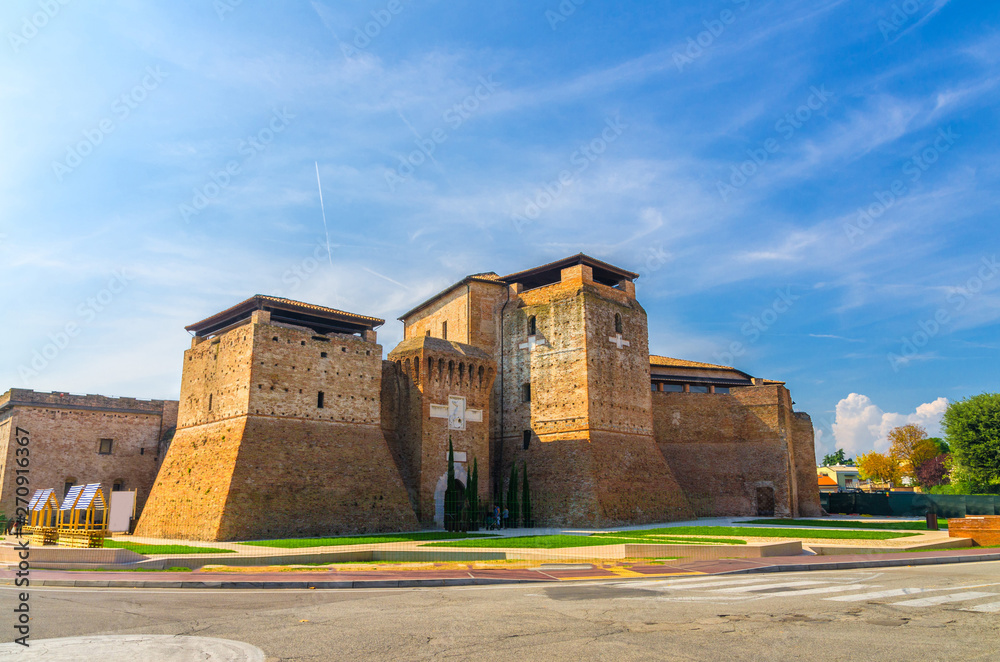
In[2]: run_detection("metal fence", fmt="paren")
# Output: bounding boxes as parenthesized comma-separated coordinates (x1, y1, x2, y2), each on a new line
(822, 492, 1000, 518)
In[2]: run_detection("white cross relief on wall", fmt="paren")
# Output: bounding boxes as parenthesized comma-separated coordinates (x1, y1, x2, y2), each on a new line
(609, 334, 631, 349)
(518, 335, 547, 351)
(429, 395, 483, 431)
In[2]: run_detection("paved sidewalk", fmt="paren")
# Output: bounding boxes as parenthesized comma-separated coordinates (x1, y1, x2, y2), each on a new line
(4, 546, 998, 589)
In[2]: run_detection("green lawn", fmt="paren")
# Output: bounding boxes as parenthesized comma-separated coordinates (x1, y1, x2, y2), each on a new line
(739, 518, 949, 531)
(614, 526, 920, 541)
(104, 540, 235, 554)
(423, 535, 631, 549)
(424, 533, 748, 549)
(239, 532, 498, 549)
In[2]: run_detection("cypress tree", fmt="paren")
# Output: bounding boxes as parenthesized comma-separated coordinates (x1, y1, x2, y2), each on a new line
(445, 437, 457, 531)
(521, 461, 531, 528)
(507, 463, 519, 528)
(467, 458, 479, 531)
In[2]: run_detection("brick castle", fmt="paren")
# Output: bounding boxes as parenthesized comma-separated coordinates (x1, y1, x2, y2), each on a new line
(1, 254, 820, 540)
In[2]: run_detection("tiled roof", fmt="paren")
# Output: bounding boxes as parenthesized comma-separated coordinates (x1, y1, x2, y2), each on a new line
(818, 475, 839, 487)
(186, 295, 384, 335)
(254, 295, 383, 324)
(649, 356, 736, 370)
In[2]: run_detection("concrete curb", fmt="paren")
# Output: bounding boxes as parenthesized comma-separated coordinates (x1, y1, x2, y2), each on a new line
(714, 552, 1000, 576)
(3, 576, 542, 589)
(6, 551, 998, 590)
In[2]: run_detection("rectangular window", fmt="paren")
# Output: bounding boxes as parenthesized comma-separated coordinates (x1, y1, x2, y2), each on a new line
(99, 438, 113, 455)
(442, 321, 448, 340)
(317, 391, 325, 409)
(715, 387, 731, 395)
(523, 430, 531, 450)
(321, 352, 328, 358)
(522, 383, 531, 403)
(651, 383, 658, 392)
(690, 385, 710, 394)
(662, 384, 685, 393)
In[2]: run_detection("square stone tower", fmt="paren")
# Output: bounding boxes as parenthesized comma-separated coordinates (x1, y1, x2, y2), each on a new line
(497, 256, 694, 526)
(136, 296, 418, 541)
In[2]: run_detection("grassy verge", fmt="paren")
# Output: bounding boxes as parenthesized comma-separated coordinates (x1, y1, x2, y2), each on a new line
(424, 533, 748, 549)
(239, 532, 498, 549)
(424, 535, 631, 549)
(739, 518, 949, 531)
(611, 526, 920, 541)
(66, 566, 193, 572)
(103, 541, 235, 554)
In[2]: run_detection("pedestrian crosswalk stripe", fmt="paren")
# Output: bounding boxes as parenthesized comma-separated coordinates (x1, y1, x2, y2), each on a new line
(764, 584, 875, 597)
(893, 592, 998, 608)
(645, 577, 784, 591)
(826, 587, 950, 602)
(649, 576, 778, 588)
(963, 601, 1000, 613)
(712, 580, 828, 593)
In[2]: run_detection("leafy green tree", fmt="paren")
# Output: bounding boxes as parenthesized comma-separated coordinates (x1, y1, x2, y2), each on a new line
(926, 437, 950, 454)
(520, 461, 531, 528)
(506, 463, 519, 528)
(821, 449, 855, 466)
(944, 393, 1000, 494)
(857, 451, 902, 486)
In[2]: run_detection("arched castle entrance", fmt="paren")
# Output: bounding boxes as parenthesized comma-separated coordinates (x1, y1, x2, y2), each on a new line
(433, 463, 468, 528)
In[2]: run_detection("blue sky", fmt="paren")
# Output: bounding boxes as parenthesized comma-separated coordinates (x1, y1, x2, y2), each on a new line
(2, 0, 997, 460)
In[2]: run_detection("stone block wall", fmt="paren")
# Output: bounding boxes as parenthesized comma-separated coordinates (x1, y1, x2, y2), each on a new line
(0, 390, 177, 517)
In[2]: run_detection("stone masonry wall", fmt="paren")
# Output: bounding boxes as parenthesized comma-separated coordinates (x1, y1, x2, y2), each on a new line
(0, 392, 175, 517)
(137, 318, 419, 541)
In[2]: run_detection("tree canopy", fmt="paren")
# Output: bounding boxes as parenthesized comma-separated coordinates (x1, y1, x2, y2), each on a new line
(857, 451, 902, 486)
(821, 449, 855, 466)
(887, 424, 938, 480)
(943, 393, 1000, 493)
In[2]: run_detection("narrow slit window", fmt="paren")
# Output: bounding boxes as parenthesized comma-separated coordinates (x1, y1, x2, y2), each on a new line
(527, 315, 536, 336)
(442, 321, 448, 340)
(614, 313, 623, 334)
(522, 383, 531, 403)
(317, 391, 325, 408)
(523, 430, 531, 450)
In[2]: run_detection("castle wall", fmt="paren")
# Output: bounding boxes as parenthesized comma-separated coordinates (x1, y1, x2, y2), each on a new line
(0, 390, 175, 517)
(651, 384, 822, 517)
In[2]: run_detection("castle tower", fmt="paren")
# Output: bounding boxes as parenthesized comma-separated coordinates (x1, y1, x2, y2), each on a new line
(497, 256, 695, 526)
(136, 296, 418, 541)
(382, 337, 496, 526)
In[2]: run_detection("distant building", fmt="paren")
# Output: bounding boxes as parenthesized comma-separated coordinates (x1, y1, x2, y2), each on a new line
(818, 474, 839, 493)
(817, 465, 862, 491)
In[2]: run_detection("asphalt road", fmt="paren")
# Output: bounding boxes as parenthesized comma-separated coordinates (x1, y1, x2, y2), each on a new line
(3, 561, 999, 661)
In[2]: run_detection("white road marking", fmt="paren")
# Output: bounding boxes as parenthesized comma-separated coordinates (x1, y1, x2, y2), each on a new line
(758, 584, 876, 597)
(826, 587, 947, 602)
(893, 592, 998, 608)
(963, 601, 1000, 613)
(712, 580, 828, 593)
(656, 578, 786, 591)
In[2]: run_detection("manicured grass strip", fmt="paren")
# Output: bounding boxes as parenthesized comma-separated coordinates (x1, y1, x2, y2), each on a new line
(738, 518, 948, 531)
(614, 526, 920, 541)
(239, 532, 498, 549)
(424, 535, 631, 549)
(629, 535, 748, 545)
(103, 541, 235, 554)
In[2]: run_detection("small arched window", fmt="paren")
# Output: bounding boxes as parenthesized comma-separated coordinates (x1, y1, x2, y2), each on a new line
(112, 480, 124, 492)
(527, 315, 536, 336)
(614, 313, 623, 334)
